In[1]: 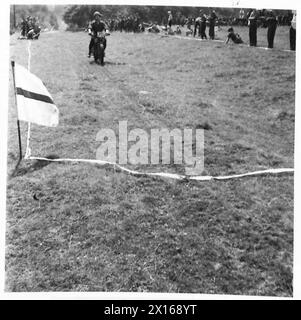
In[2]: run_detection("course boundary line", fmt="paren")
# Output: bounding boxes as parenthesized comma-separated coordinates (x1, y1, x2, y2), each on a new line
(171, 34, 295, 53)
(26, 155, 294, 181)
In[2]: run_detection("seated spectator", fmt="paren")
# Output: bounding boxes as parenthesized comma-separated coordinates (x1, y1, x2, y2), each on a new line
(175, 25, 181, 34)
(147, 24, 160, 33)
(225, 27, 243, 44)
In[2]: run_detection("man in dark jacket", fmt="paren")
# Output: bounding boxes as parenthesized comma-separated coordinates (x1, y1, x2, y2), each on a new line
(289, 11, 296, 51)
(194, 10, 207, 39)
(167, 11, 173, 29)
(208, 10, 217, 40)
(248, 10, 258, 46)
(266, 10, 277, 48)
(88, 11, 108, 58)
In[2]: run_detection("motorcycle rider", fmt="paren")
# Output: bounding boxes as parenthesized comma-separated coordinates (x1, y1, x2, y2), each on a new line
(88, 11, 109, 58)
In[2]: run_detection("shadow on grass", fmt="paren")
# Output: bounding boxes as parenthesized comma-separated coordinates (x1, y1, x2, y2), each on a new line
(88, 60, 126, 66)
(9, 154, 60, 178)
(103, 60, 127, 66)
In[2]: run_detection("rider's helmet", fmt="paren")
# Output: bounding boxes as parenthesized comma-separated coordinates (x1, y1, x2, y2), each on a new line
(93, 11, 102, 18)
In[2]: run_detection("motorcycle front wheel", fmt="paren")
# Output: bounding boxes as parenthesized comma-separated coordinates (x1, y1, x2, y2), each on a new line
(94, 43, 104, 65)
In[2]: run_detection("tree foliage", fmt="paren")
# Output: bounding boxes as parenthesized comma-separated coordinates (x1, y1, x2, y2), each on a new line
(62, 5, 244, 28)
(10, 5, 59, 31)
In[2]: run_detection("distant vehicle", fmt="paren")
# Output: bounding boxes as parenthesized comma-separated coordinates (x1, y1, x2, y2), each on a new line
(27, 25, 41, 39)
(19, 17, 41, 40)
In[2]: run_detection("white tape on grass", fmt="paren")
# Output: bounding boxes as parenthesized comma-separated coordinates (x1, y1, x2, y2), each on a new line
(172, 35, 295, 53)
(26, 155, 294, 182)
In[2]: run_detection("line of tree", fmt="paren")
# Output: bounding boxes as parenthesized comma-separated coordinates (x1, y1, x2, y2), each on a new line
(62, 5, 243, 29)
(62, 5, 293, 29)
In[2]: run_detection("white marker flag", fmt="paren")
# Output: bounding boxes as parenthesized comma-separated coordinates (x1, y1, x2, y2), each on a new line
(14, 63, 59, 127)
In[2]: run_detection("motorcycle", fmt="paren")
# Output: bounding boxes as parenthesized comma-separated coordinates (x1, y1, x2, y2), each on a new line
(27, 25, 41, 40)
(92, 30, 109, 65)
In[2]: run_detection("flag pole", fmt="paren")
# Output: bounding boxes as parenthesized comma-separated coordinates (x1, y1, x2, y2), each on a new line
(11, 60, 23, 162)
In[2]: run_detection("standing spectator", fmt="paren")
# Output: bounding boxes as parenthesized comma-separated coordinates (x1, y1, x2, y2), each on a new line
(194, 10, 207, 39)
(248, 10, 258, 46)
(200, 12, 207, 39)
(167, 11, 173, 29)
(239, 8, 245, 19)
(290, 11, 296, 51)
(208, 10, 217, 40)
(239, 8, 245, 26)
(119, 16, 125, 32)
(87, 20, 94, 57)
(20, 17, 27, 37)
(266, 10, 277, 49)
(193, 11, 202, 37)
(193, 17, 200, 37)
(186, 16, 193, 31)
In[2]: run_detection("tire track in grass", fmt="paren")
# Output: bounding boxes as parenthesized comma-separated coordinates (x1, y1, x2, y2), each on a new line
(101, 66, 147, 119)
(94, 33, 180, 128)
(87, 60, 169, 131)
(85, 59, 187, 174)
(63, 32, 145, 126)
(100, 64, 181, 130)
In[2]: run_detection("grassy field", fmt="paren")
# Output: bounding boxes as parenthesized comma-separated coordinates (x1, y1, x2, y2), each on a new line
(6, 25, 295, 295)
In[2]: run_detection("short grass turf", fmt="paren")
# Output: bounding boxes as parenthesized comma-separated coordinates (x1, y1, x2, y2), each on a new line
(6, 26, 295, 295)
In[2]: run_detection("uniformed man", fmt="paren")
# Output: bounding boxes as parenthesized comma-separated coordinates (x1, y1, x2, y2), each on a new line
(290, 11, 296, 51)
(248, 10, 258, 46)
(208, 10, 217, 40)
(194, 12, 202, 37)
(239, 8, 245, 25)
(200, 11, 207, 39)
(266, 10, 278, 49)
(167, 11, 173, 29)
(194, 10, 207, 39)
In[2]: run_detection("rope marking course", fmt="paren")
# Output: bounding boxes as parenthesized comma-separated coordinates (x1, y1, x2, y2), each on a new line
(172, 34, 295, 53)
(26, 155, 294, 181)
